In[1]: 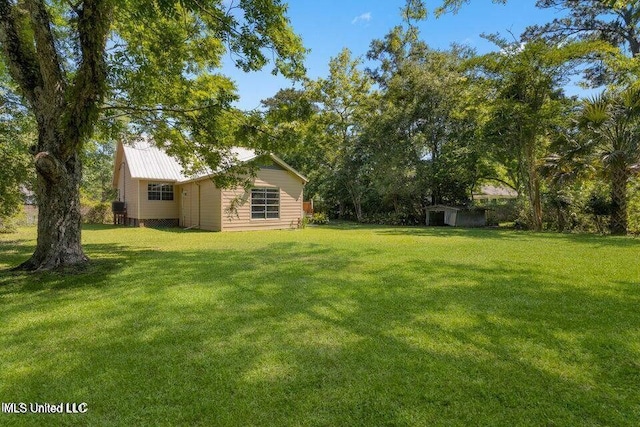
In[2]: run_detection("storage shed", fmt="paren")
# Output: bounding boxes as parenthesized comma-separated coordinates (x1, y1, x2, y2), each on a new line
(425, 205, 488, 227)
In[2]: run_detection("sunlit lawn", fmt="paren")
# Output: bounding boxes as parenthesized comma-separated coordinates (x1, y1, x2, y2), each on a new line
(1, 224, 639, 426)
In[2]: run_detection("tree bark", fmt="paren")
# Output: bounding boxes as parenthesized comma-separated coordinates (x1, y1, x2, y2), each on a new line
(609, 162, 628, 235)
(529, 170, 543, 232)
(347, 181, 364, 222)
(14, 151, 87, 271)
(522, 141, 543, 231)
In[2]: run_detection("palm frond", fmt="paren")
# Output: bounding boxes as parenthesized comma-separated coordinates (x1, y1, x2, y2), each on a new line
(581, 94, 609, 126)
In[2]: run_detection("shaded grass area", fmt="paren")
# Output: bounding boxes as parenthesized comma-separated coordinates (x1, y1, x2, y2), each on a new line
(1, 224, 640, 426)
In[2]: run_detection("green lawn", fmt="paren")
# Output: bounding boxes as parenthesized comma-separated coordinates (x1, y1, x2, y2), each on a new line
(1, 224, 639, 426)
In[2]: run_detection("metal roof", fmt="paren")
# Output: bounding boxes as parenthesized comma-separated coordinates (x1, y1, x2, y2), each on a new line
(119, 139, 306, 184)
(123, 141, 187, 182)
(475, 184, 518, 199)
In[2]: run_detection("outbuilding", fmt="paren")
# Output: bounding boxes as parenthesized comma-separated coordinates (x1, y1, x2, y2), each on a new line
(425, 205, 488, 227)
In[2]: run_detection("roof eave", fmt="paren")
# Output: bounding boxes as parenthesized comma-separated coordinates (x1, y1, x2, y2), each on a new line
(177, 153, 308, 185)
(269, 153, 308, 183)
(177, 174, 212, 185)
(112, 141, 124, 188)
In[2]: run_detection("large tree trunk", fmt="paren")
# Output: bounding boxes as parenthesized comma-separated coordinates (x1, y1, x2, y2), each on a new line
(1, 0, 111, 271)
(609, 163, 628, 235)
(14, 150, 87, 270)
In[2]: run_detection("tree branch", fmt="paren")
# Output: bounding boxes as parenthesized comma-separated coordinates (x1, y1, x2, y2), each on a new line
(25, 0, 66, 105)
(0, 0, 42, 106)
(62, 0, 113, 158)
(64, 0, 81, 14)
(101, 103, 223, 114)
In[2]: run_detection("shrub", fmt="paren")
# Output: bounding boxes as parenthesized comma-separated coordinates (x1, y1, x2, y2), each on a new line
(542, 191, 573, 231)
(82, 201, 111, 224)
(310, 212, 329, 225)
(584, 192, 612, 234)
(0, 206, 33, 233)
(0, 217, 17, 233)
(359, 205, 424, 226)
(477, 199, 518, 226)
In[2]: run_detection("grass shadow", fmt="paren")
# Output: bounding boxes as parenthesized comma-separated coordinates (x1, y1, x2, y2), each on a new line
(369, 224, 640, 247)
(1, 227, 639, 425)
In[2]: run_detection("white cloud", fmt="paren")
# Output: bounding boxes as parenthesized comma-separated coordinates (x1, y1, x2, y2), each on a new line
(351, 12, 372, 25)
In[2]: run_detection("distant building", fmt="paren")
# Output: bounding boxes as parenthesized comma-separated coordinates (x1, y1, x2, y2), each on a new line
(472, 183, 518, 202)
(425, 205, 489, 227)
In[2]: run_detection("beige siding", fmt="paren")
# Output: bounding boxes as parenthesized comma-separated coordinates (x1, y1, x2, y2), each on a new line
(199, 179, 222, 231)
(138, 180, 179, 219)
(179, 184, 192, 227)
(179, 180, 221, 230)
(182, 182, 197, 228)
(221, 169, 303, 231)
(118, 162, 139, 219)
(191, 183, 200, 227)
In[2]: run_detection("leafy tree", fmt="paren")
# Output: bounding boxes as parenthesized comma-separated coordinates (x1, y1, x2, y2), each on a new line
(578, 87, 640, 234)
(437, 0, 640, 82)
(259, 51, 376, 221)
(304, 49, 375, 221)
(375, 47, 482, 206)
(0, 137, 33, 217)
(0, 75, 34, 224)
(258, 87, 350, 216)
(436, 0, 639, 234)
(367, 16, 490, 214)
(524, 0, 640, 86)
(0, 0, 305, 270)
(471, 38, 597, 230)
(259, 88, 320, 185)
(365, 26, 429, 213)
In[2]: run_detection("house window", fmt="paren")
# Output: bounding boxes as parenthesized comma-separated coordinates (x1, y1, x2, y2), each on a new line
(148, 183, 174, 201)
(251, 188, 279, 219)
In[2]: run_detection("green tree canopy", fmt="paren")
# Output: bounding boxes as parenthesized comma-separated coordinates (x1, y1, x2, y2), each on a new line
(524, 0, 640, 86)
(368, 25, 483, 208)
(469, 37, 602, 230)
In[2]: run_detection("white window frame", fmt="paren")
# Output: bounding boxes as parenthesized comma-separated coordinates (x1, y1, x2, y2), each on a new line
(148, 183, 174, 201)
(251, 188, 280, 220)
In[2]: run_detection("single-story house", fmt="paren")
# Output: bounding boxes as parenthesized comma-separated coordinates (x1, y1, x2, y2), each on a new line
(425, 205, 488, 227)
(472, 183, 518, 202)
(111, 140, 307, 231)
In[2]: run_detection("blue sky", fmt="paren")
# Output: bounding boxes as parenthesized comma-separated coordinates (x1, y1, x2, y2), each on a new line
(221, 0, 575, 110)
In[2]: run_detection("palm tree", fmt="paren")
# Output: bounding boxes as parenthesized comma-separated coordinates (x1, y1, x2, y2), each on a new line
(579, 87, 640, 235)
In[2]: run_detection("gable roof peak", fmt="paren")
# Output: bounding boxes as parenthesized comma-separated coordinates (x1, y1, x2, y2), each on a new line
(115, 137, 306, 184)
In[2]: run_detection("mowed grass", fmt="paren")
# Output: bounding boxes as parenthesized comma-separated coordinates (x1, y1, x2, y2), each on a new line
(1, 224, 639, 426)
